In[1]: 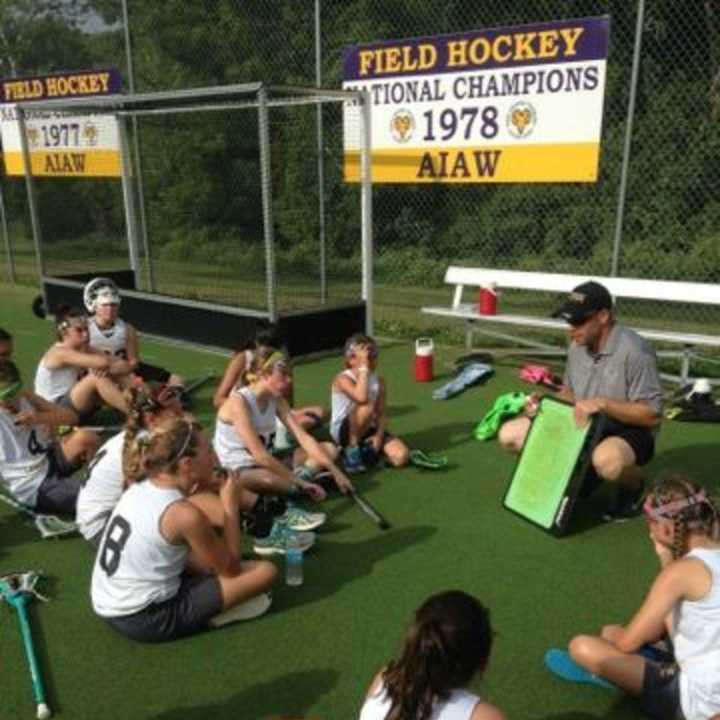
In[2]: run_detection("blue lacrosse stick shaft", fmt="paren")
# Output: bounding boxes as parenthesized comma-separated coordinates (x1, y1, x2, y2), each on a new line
(7, 589, 48, 708)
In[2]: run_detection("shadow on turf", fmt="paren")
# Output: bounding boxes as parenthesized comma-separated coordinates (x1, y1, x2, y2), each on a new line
(404, 421, 477, 452)
(651, 443, 720, 490)
(0, 512, 49, 551)
(560, 441, 720, 538)
(539, 695, 639, 719)
(149, 668, 338, 720)
(274, 524, 437, 610)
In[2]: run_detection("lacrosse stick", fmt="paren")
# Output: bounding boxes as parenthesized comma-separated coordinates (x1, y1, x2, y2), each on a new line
(0, 571, 51, 719)
(184, 371, 217, 395)
(0, 491, 78, 539)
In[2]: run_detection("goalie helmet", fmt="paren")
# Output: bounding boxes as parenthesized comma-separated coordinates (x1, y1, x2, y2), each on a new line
(83, 277, 121, 313)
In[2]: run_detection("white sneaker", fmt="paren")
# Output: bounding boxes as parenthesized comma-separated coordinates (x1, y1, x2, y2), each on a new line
(252, 523, 315, 556)
(278, 504, 327, 532)
(209, 592, 272, 627)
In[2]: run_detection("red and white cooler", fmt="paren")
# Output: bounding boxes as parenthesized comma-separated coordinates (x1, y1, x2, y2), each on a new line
(414, 338, 434, 382)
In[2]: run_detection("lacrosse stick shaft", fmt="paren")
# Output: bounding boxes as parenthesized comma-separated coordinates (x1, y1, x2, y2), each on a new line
(0, 491, 36, 519)
(185, 372, 215, 395)
(14, 595, 51, 719)
(350, 491, 390, 530)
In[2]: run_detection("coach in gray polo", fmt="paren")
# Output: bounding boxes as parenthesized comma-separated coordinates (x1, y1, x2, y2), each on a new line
(499, 280, 662, 521)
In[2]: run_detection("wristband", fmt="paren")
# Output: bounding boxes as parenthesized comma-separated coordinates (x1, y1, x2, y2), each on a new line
(357, 366, 369, 374)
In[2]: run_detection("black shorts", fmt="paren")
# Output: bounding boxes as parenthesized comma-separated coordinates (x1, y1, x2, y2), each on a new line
(34, 444, 82, 515)
(135, 361, 171, 384)
(337, 418, 393, 449)
(639, 661, 684, 720)
(581, 416, 655, 496)
(104, 574, 223, 643)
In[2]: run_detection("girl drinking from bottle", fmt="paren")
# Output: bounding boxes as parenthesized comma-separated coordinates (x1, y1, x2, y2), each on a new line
(568, 473, 720, 720)
(330, 334, 409, 474)
(359, 590, 505, 720)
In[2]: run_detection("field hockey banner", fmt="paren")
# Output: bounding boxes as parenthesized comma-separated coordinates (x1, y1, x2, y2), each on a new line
(0, 69, 122, 178)
(342, 16, 610, 183)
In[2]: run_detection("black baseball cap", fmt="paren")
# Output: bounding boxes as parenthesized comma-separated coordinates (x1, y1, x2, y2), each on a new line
(552, 281, 613, 325)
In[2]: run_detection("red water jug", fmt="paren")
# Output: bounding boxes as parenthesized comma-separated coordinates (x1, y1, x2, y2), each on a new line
(478, 284, 498, 315)
(414, 338, 434, 382)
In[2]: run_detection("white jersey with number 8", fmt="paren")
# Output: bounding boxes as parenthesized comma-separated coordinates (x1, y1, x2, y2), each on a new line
(91, 480, 187, 617)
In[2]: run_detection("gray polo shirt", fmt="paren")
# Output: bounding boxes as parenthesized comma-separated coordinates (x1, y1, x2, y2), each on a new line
(563, 323, 663, 416)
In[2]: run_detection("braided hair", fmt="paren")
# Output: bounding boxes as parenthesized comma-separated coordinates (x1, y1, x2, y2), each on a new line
(645, 472, 720, 559)
(121, 384, 182, 486)
(382, 591, 493, 720)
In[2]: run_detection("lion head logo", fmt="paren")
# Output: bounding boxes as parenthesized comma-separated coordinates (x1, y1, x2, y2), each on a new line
(83, 121, 98, 147)
(507, 102, 537, 139)
(26, 127, 39, 147)
(390, 109, 415, 144)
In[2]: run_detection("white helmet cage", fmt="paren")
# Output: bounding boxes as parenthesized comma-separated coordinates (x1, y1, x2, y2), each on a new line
(83, 277, 121, 313)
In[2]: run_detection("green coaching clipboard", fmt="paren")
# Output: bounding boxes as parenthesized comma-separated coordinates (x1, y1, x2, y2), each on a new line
(503, 397, 603, 536)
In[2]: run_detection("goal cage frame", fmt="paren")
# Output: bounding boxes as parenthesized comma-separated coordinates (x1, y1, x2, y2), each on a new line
(16, 82, 373, 355)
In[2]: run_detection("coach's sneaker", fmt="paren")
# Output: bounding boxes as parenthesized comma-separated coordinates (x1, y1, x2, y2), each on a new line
(209, 592, 272, 628)
(343, 446, 366, 474)
(277, 503, 327, 532)
(253, 522, 315, 556)
(602, 484, 644, 523)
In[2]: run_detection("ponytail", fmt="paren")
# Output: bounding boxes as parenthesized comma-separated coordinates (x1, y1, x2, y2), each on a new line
(121, 383, 180, 486)
(242, 345, 288, 385)
(383, 591, 493, 720)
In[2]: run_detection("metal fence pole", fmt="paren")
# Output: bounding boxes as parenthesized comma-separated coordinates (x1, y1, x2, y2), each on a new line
(122, 0, 154, 292)
(117, 115, 142, 289)
(0, 182, 15, 283)
(258, 86, 278, 322)
(315, 0, 327, 304)
(16, 108, 46, 285)
(611, 0, 645, 277)
(359, 89, 373, 335)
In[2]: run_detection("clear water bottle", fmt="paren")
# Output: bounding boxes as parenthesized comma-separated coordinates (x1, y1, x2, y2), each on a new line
(285, 532, 304, 586)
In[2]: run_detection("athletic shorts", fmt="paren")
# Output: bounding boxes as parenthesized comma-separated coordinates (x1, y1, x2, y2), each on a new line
(104, 574, 223, 643)
(135, 361, 171, 384)
(34, 444, 82, 515)
(581, 416, 655, 496)
(337, 419, 393, 449)
(638, 661, 685, 720)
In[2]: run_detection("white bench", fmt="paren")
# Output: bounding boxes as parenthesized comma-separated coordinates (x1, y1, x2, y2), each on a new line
(422, 266, 720, 382)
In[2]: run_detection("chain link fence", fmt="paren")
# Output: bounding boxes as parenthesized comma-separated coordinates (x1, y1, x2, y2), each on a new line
(1, 0, 719, 345)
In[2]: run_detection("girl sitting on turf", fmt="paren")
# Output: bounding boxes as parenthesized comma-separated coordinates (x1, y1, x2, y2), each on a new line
(359, 590, 506, 720)
(0, 359, 98, 515)
(567, 472, 720, 720)
(214, 346, 352, 554)
(83, 277, 185, 390)
(34, 305, 128, 419)
(330, 334, 409, 474)
(91, 417, 277, 642)
(213, 321, 326, 441)
(76, 382, 186, 546)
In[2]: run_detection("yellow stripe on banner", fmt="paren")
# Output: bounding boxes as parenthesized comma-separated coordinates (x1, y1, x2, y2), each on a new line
(344, 143, 600, 183)
(3, 150, 122, 178)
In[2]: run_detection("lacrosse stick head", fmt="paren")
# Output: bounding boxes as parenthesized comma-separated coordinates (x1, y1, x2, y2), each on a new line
(0, 571, 47, 605)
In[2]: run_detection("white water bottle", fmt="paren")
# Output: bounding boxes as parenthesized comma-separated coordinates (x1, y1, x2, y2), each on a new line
(285, 533, 304, 586)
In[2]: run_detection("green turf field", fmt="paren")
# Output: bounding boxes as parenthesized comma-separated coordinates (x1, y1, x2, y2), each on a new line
(1, 282, 718, 719)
